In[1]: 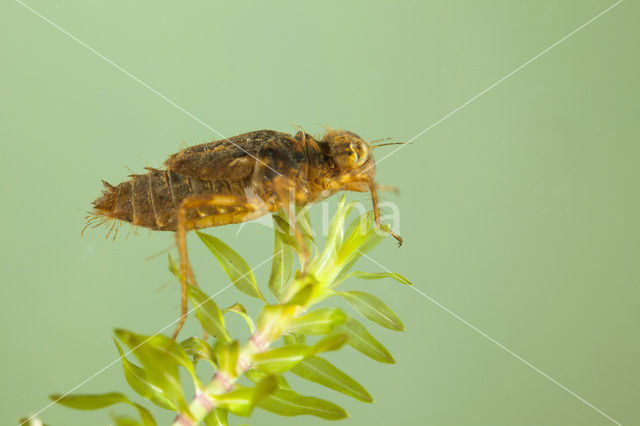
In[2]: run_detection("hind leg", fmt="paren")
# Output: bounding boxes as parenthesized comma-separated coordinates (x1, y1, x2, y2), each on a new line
(172, 194, 265, 340)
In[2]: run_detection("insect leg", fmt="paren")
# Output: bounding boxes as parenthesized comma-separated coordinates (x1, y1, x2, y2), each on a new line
(338, 174, 403, 246)
(173, 193, 260, 340)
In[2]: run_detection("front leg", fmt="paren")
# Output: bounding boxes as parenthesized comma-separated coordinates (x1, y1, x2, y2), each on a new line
(337, 173, 403, 246)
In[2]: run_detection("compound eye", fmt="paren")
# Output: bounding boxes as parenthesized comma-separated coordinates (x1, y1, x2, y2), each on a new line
(350, 141, 368, 167)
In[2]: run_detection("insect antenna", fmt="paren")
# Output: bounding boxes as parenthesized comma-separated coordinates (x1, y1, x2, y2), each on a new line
(370, 142, 410, 149)
(369, 137, 394, 144)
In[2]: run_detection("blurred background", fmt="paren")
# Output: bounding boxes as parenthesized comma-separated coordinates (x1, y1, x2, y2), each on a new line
(1, 1, 638, 425)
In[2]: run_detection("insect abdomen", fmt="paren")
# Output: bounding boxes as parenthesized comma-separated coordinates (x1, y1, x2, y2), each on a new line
(92, 169, 227, 231)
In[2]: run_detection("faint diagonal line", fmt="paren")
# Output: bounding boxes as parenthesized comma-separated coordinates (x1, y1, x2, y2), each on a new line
(357, 250, 623, 426)
(20, 251, 280, 425)
(363, 0, 623, 175)
(14, 0, 283, 177)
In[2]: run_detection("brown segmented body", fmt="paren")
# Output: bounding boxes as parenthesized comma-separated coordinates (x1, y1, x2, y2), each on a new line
(88, 128, 402, 339)
(90, 129, 379, 234)
(95, 169, 252, 232)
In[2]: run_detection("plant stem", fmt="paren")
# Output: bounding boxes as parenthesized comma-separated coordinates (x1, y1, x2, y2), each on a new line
(172, 279, 312, 426)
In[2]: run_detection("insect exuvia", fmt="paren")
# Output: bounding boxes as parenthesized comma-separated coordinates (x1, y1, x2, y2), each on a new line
(86, 128, 403, 338)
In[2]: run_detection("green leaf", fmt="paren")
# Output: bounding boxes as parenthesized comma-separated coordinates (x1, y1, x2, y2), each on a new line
(180, 337, 217, 368)
(114, 339, 176, 410)
(335, 212, 386, 276)
(272, 213, 316, 266)
(115, 419, 139, 426)
(187, 284, 231, 342)
(325, 196, 353, 252)
(337, 318, 395, 363)
(284, 283, 314, 307)
(216, 376, 277, 417)
(295, 204, 315, 243)
(223, 303, 256, 334)
(338, 291, 404, 331)
(332, 270, 413, 289)
(309, 197, 354, 274)
(197, 231, 265, 300)
(168, 252, 180, 279)
(203, 408, 228, 426)
(291, 356, 372, 402)
(251, 344, 309, 374)
(258, 389, 348, 420)
(131, 403, 157, 426)
(50, 392, 128, 410)
(51, 392, 156, 426)
(311, 333, 349, 354)
(112, 416, 140, 426)
(245, 369, 291, 390)
(114, 330, 193, 413)
(267, 225, 293, 301)
(287, 308, 347, 335)
(252, 334, 347, 374)
(272, 215, 298, 249)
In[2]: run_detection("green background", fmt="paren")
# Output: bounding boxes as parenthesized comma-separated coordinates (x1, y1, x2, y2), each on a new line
(1, 1, 638, 425)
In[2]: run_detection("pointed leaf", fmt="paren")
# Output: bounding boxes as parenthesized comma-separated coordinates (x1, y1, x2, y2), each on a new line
(116, 331, 198, 381)
(252, 334, 347, 374)
(114, 339, 176, 410)
(337, 212, 386, 273)
(291, 356, 373, 402)
(223, 303, 256, 334)
(114, 330, 192, 412)
(284, 283, 314, 307)
(188, 284, 231, 342)
(333, 271, 413, 289)
(338, 291, 404, 331)
(273, 210, 315, 258)
(203, 408, 228, 426)
(295, 204, 315, 243)
(287, 308, 347, 335)
(272, 215, 299, 249)
(180, 337, 217, 368)
(310, 197, 354, 274)
(310, 333, 349, 354)
(268, 216, 293, 301)
(337, 318, 395, 363)
(168, 252, 180, 279)
(245, 369, 291, 390)
(258, 389, 348, 420)
(197, 232, 265, 300)
(50, 392, 129, 410)
(251, 344, 309, 374)
(112, 416, 140, 426)
(216, 376, 277, 417)
(51, 392, 156, 426)
(131, 403, 157, 426)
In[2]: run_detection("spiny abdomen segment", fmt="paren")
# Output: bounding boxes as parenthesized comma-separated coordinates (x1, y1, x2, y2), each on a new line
(91, 168, 234, 231)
